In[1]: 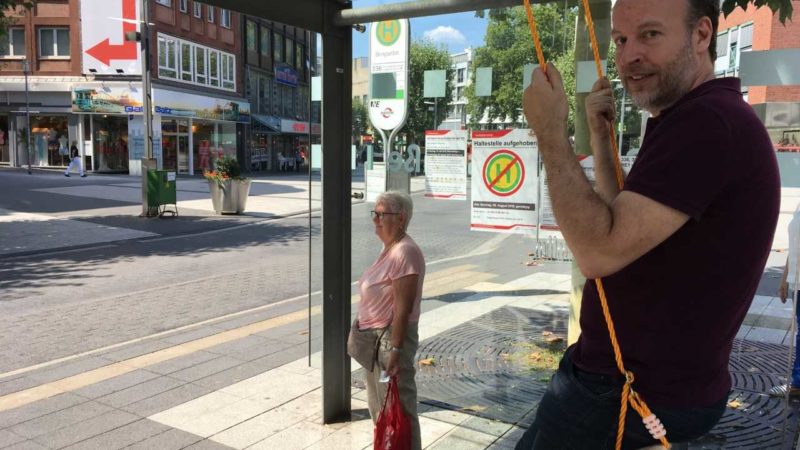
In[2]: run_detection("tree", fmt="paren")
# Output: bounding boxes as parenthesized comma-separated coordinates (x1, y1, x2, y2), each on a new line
(405, 39, 454, 145)
(352, 98, 369, 144)
(0, 1, 33, 38)
(722, 0, 793, 24)
(467, 4, 578, 133)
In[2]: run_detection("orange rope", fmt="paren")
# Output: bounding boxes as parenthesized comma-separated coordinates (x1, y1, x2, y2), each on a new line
(522, 1, 670, 448)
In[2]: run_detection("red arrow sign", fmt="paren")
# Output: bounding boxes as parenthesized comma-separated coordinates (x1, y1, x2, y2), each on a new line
(86, 0, 138, 66)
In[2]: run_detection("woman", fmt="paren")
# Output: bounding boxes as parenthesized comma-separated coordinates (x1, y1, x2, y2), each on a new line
(772, 202, 800, 397)
(352, 190, 425, 450)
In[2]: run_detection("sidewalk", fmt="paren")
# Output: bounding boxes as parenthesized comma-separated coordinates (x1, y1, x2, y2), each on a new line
(0, 167, 425, 258)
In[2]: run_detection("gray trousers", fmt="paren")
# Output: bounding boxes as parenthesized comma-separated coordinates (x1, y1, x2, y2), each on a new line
(365, 323, 421, 450)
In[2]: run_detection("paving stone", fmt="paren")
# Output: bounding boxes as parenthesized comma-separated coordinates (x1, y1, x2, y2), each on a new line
(71, 369, 161, 399)
(95, 376, 186, 408)
(0, 393, 87, 429)
(9, 400, 114, 438)
(0, 376, 43, 397)
(97, 340, 178, 363)
(30, 409, 139, 449)
(60, 418, 170, 450)
(0, 429, 26, 448)
(182, 438, 236, 450)
(1, 439, 49, 450)
(121, 383, 215, 417)
(190, 346, 306, 391)
(161, 327, 229, 346)
(27, 356, 114, 385)
(167, 356, 245, 383)
(143, 351, 220, 376)
(125, 428, 204, 450)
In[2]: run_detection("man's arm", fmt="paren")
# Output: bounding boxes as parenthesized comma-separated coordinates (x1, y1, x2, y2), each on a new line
(585, 78, 622, 204)
(525, 64, 689, 279)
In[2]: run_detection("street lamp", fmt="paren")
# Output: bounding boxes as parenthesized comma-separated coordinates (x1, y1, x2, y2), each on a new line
(22, 59, 32, 175)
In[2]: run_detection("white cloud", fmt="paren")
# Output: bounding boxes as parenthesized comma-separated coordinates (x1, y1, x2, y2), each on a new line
(423, 26, 467, 46)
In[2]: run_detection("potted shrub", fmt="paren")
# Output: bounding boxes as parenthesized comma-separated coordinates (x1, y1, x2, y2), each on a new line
(204, 155, 251, 214)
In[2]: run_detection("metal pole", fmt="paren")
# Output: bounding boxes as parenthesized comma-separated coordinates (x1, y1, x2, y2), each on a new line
(23, 59, 32, 175)
(142, 0, 153, 161)
(307, 29, 313, 367)
(336, 0, 530, 26)
(433, 98, 437, 131)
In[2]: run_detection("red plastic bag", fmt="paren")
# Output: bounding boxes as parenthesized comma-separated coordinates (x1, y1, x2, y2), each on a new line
(374, 377, 412, 450)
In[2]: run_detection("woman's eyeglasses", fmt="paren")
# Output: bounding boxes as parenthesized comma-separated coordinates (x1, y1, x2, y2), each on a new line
(370, 210, 400, 220)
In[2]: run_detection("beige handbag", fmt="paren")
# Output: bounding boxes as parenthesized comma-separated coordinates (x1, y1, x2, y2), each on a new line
(347, 317, 389, 372)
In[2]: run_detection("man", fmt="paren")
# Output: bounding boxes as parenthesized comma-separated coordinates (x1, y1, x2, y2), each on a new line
(64, 142, 86, 178)
(516, 0, 780, 448)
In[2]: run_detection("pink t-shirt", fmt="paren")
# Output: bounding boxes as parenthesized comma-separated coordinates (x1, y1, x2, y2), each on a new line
(357, 236, 425, 329)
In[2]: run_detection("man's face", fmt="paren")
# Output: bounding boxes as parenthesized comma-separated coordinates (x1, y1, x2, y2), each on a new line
(612, 0, 702, 114)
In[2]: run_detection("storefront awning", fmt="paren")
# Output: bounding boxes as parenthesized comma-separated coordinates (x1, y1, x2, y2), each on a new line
(251, 114, 282, 134)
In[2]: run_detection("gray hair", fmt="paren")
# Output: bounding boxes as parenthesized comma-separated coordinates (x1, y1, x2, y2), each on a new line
(376, 190, 413, 229)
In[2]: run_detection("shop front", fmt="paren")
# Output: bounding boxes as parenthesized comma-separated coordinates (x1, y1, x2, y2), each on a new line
(0, 115, 10, 165)
(248, 114, 281, 172)
(153, 87, 250, 175)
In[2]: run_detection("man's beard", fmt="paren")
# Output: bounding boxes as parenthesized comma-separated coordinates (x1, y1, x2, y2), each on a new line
(623, 40, 697, 113)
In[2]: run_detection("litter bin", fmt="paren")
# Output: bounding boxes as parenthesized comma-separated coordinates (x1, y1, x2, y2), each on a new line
(147, 170, 178, 216)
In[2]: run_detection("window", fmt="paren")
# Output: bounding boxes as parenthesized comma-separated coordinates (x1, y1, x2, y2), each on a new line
(209, 50, 219, 87)
(273, 32, 283, 62)
(195, 46, 207, 84)
(207, 5, 214, 23)
(295, 43, 303, 71)
(221, 53, 235, 89)
(181, 42, 192, 81)
(286, 38, 294, 67)
(457, 68, 465, 83)
(220, 9, 231, 28)
(260, 27, 270, 58)
(155, 0, 171, 6)
(179, 0, 187, 12)
(193, 1, 201, 18)
(157, 33, 235, 91)
(0, 28, 25, 58)
(246, 21, 257, 52)
(158, 35, 178, 78)
(39, 28, 69, 58)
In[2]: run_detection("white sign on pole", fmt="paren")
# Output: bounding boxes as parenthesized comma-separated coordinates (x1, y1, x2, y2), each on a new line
(471, 129, 539, 234)
(366, 162, 387, 202)
(424, 130, 468, 200)
(368, 19, 409, 131)
(81, 0, 142, 75)
(539, 154, 637, 230)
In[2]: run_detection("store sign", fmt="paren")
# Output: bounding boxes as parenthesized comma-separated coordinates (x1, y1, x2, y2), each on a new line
(275, 65, 299, 87)
(281, 119, 310, 134)
(368, 19, 409, 131)
(72, 84, 143, 114)
(81, 0, 142, 75)
(152, 88, 251, 123)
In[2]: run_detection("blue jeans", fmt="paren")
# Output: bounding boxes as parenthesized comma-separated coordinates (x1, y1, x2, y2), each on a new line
(515, 348, 727, 450)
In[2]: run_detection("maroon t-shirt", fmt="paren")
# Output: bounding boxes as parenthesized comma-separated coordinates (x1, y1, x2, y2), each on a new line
(572, 78, 780, 408)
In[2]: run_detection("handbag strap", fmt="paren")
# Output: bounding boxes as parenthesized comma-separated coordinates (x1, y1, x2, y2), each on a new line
(377, 377, 397, 419)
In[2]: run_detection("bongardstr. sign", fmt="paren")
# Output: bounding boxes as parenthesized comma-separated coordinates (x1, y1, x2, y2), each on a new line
(368, 19, 409, 131)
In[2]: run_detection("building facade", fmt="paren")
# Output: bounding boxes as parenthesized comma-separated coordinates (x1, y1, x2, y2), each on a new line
(441, 48, 471, 131)
(242, 16, 317, 172)
(718, 1, 800, 150)
(0, 0, 83, 169)
(1, 0, 254, 175)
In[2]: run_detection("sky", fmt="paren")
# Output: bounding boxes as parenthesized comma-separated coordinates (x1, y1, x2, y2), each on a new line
(351, 0, 489, 57)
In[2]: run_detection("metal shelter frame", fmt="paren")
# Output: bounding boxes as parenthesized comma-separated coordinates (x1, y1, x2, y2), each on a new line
(201, 0, 568, 424)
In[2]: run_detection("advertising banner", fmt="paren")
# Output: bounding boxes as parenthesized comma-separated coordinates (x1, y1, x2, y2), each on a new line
(471, 129, 538, 234)
(72, 85, 143, 114)
(152, 89, 251, 123)
(81, 0, 142, 75)
(424, 130, 467, 200)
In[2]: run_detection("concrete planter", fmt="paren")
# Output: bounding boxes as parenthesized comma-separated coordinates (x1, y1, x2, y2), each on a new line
(209, 179, 251, 214)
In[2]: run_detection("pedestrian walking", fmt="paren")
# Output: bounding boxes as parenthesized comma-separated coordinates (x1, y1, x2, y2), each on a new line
(771, 203, 800, 398)
(64, 142, 86, 178)
(516, 0, 780, 448)
(347, 190, 425, 450)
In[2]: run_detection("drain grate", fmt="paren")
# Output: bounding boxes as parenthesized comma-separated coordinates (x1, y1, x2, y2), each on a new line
(353, 305, 800, 449)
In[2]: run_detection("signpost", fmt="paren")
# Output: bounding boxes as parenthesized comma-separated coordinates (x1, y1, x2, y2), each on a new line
(424, 130, 467, 200)
(470, 129, 538, 234)
(367, 19, 410, 197)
